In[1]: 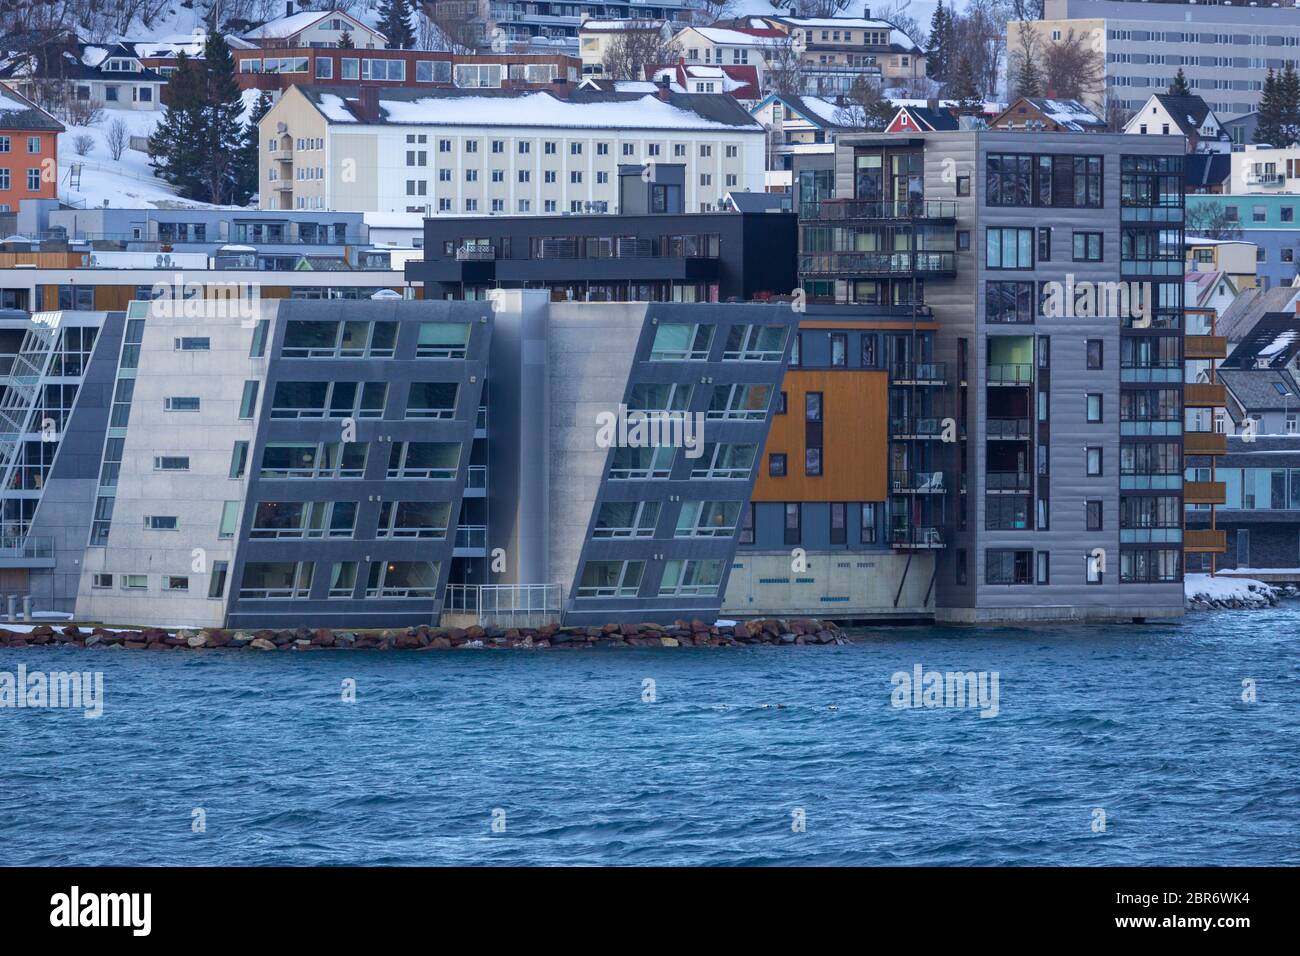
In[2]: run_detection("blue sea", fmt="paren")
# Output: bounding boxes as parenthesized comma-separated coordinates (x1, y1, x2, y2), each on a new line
(1, 608, 1297, 866)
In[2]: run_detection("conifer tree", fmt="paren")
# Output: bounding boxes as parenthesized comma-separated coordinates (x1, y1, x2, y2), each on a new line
(948, 53, 983, 115)
(339, 29, 355, 50)
(1255, 68, 1285, 146)
(1280, 63, 1300, 147)
(201, 32, 246, 204)
(1168, 68, 1191, 96)
(235, 90, 273, 206)
(378, 0, 415, 50)
(926, 1, 952, 83)
(148, 51, 207, 200)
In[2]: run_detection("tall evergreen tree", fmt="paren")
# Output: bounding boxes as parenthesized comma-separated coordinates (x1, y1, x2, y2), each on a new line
(338, 29, 356, 50)
(235, 90, 273, 206)
(1011, 23, 1043, 99)
(1255, 68, 1285, 146)
(948, 53, 983, 115)
(1280, 63, 1300, 146)
(201, 32, 246, 205)
(1168, 68, 1191, 96)
(926, 1, 952, 83)
(148, 51, 207, 200)
(378, 0, 415, 50)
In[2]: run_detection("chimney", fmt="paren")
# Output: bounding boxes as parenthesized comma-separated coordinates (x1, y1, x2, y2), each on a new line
(356, 86, 379, 122)
(656, 74, 671, 101)
(286, 1, 294, 18)
(864, 4, 872, 17)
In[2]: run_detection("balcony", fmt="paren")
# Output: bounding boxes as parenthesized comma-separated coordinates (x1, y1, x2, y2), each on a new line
(1185, 383, 1226, 407)
(0, 535, 54, 568)
(456, 243, 496, 262)
(798, 251, 956, 277)
(986, 471, 1032, 492)
(1185, 480, 1226, 505)
(454, 525, 488, 552)
(890, 469, 947, 493)
(889, 416, 947, 439)
(986, 417, 1031, 440)
(1185, 335, 1227, 360)
(1245, 172, 1284, 187)
(1184, 529, 1227, 553)
(987, 364, 1033, 386)
(801, 199, 958, 222)
(1184, 432, 1227, 456)
(890, 361, 946, 385)
(890, 525, 945, 550)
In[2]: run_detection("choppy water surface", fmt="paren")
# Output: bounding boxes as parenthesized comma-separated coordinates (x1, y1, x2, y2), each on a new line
(1, 609, 1297, 866)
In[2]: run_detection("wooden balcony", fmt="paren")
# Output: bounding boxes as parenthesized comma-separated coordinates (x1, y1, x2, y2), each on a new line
(1185, 335, 1227, 360)
(1184, 431, 1227, 455)
(1184, 480, 1226, 505)
(1185, 382, 1227, 407)
(1184, 529, 1227, 553)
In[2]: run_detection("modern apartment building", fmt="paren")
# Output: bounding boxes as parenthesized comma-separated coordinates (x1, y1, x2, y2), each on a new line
(793, 128, 1189, 622)
(423, 0, 695, 54)
(408, 165, 797, 302)
(257, 84, 765, 214)
(3, 294, 796, 627)
(1012, 0, 1299, 117)
(1186, 192, 1300, 289)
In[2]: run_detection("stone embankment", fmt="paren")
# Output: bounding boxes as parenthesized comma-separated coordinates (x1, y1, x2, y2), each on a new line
(1184, 574, 1300, 611)
(0, 618, 847, 651)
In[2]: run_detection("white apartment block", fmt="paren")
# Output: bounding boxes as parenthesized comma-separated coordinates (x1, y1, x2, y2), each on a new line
(1232, 145, 1300, 192)
(1014, 0, 1300, 117)
(259, 84, 766, 215)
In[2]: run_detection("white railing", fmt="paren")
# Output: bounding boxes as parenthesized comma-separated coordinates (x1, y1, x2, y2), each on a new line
(443, 583, 563, 627)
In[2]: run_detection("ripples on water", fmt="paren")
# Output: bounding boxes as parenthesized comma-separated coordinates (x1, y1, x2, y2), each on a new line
(1, 609, 1297, 866)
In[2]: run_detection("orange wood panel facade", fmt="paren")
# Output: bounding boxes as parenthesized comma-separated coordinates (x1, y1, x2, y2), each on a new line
(752, 368, 889, 503)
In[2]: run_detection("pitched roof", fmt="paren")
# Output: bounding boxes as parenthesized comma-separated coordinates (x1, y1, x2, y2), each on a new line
(243, 9, 381, 42)
(1185, 269, 1236, 308)
(647, 63, 760, 100)
(0, 85, 63, 132)
(1151, 93, 1220, 138)
(995, 97, 1104, 132)
(1218, 285, 1300, 342)
(889, 104, 958, 132)
(752, 93, 869, 130)
(1219, 367, 1300, 412)
(298, 85, 761, 131)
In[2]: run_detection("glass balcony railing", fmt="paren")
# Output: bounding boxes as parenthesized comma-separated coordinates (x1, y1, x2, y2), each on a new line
(986, 418, 1031, 439)
(801, 200, 958, 221)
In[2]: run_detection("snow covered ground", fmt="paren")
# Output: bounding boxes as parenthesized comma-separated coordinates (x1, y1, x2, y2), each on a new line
(1184, 574, 1284, 610)
(57, 90, 263, 210)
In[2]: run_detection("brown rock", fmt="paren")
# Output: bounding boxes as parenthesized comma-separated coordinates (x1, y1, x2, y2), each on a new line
(249, 637, 276, 651)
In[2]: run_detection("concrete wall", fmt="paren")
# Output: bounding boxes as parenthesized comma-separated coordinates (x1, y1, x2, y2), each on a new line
(723, 550, 935, 619)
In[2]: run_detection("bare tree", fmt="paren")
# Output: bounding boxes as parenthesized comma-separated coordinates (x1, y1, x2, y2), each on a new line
(942, 0, 1009, 102)
(602, 27, 678, 81)
(1041, 28, 1104, 102)
(420, 0, 484, 53)
(72, 133, 95, 156)
(762, 35, 806, 96)
(833, 76, 896, 131)
(106, 117, 129, 161)
(767, 0, 849, 15)
(1007, 21, 1043, 100)
(1102, 93, 1132, 133)
(872, 0, 927, 51)
(683, 0, 736, 24)
(1186, 205, 1244, 242)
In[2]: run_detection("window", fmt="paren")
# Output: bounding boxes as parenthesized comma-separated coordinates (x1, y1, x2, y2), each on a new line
(27, 168, 40, 191)
(219, 501, 239, 539)
(723, 324, 786, 361)
(594, 501, 661, 539)
(405, 382, 457, 419)
(238, 381, 260, 419)
(1086, 339, 1103, 370)
(153, 456, 189, 471)
(986, 281, 1035, 323)
(650, 323, 713, 361)
(769, 453, 787, 477)
(830, 503, 847, 545)
(241, 561, 316, 599)
(415, 322, 470, 358)
(956, 175, 970, 196)
(691, 443, 756, 480)
(1073, 231, 1103, 261)
(376, 501, 451, 539)
(805, 391, 823, 477)
(1038, 227, 1052, 262)
(675, 501, 740, 538)
(739, 504, 754, 545)
(145, 516, 178, 530)
(165, 576, 189, 592)
(165, 396, 200, 412)
(1086, 500, 1103, 531)
(92, 573, 113, 589)
(1036, 552, 1050, 585)
(776, 391, 787, 415)
(123, 574, 148, 590)
(208, 561, 228, 599)
(1086, 393, 1103, 423)
(249, 320, 269, 357)
(658, 559, 723, 597)
(174, 336, 210, 351)
(576, 560, 644, 598)
(861, 503, 877, 543)
(609, 446, 674, 480)
(986, 549, 1032, 585)
(1086, 551, 1104, 584)
(986, 228, 1034, 269)
(229, 442, 249, 479)
(1086, 447, 1103, 476)
(784, 503, 801, 545)
(830, 333, 847, 367)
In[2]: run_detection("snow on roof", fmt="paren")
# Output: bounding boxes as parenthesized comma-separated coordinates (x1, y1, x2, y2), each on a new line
(769, 17, 919, 51)
(0, 90, 28, 111)
(1259, 331, 1298, 357)
(245, 9, 377, 41)
(315, 90, 760, 131)
(796, 96, 850, 125)
(688, 27, 782, 46)
(580, 19, 664, 31)
(81, 45, 110, 67)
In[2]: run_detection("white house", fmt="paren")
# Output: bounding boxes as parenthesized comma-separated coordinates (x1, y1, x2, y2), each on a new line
(1123, 93, 1230, 152)
(242, 4, 386, 50)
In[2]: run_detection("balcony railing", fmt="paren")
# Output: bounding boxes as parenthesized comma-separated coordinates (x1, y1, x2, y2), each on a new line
(890, 525, 945, 550)
(1184, 529, 1227, 552)
(801, 199, 959, 221)
(443, 583, 563, 628)
(986, 471, 1032, 491)
(1245, 173, 1284, 187)
(0, 535, 53, 560)
(1184, 480, 1226, 505)
(890, 469, 947, 493)
(987, 364, 1033, 385)
(456, 244, 496, 261)
(890, 361, 946, 385)
(1185, 383, 1227, 407)
(454, 525, 488, 550)
(1184, 432, 1227, 456)
(1185, 335, 1227, 360)
(890, 416, 946, 438)
(798, 251, 956, 276)
(986, 418, 1031, 440)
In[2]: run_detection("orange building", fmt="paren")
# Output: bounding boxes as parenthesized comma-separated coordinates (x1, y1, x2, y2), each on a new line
(0, 86, 62, 213)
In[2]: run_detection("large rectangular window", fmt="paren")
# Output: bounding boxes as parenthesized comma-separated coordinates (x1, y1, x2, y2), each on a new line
(986, 228, 1034, 269)
(985, 549, 1032, 585)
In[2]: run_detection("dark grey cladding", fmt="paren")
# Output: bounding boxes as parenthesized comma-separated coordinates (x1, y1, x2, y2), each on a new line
(225, 299, 492, 630)
(563, 301, 800, 626)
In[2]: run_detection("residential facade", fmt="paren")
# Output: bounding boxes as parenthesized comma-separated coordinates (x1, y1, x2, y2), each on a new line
(1013, 0, 1300, 118)
(257, 84, 765, 214)
(1186, 193, 1300, 290)
(0, 89, 62, 214)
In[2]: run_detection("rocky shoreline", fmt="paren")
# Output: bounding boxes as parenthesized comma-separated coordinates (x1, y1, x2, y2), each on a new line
(0, 617, 848, 651)
(1184, 576, 1299, 611)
